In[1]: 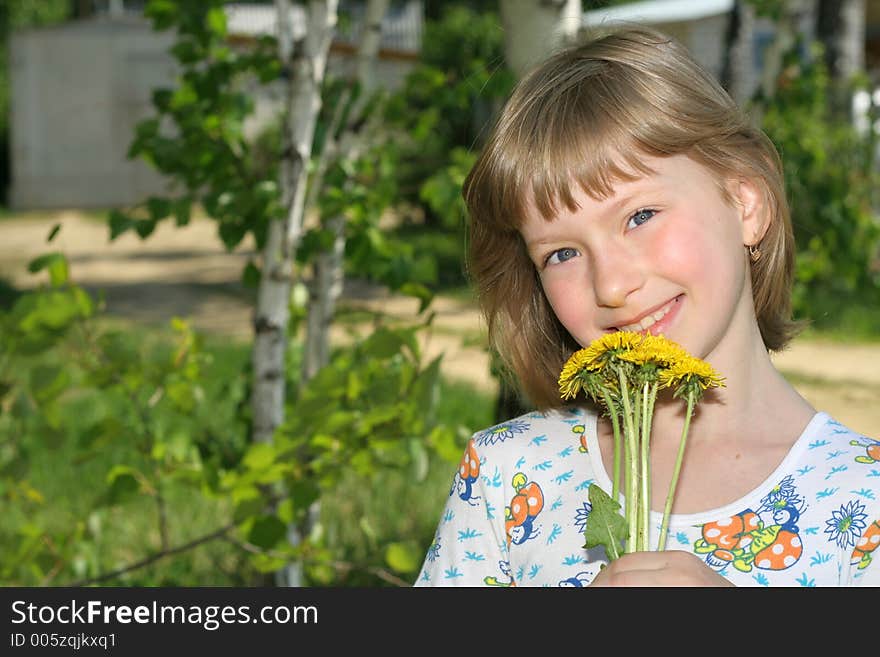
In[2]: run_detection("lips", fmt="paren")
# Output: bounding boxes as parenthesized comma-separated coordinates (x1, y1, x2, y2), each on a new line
(612, 295, 683, 335)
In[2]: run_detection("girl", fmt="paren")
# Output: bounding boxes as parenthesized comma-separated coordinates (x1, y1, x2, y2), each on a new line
(414, 27, 879, 587)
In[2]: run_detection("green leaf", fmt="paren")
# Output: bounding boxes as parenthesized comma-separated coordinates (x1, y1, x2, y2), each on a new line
(583, 483, 627, 561)
(27, 252, 69, 287)
(409, 355, 441, 420)
(241, 260, 260, 288)
(233, 497, 264, 524)
(46, 223, 61, 242)
(172, 198, 192, 226)
(247, 515, 287, 550)
(205, 7, 227, 36)
(29, 365, 70, 404)
(146, 197, 171, 223)
(408, 438, 429, 482)
(243, 442, 276, 471)
(99, 467, 142, 506)
(361, 327, 405, 359)
(398, 282, 433, 314)
(108, 209, 134, 240)
(384, 541, 421, 574)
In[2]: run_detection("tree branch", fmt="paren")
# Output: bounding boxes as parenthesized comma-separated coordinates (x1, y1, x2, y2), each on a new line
(223, 535, 412, 587)
(68, 522, 237, 587)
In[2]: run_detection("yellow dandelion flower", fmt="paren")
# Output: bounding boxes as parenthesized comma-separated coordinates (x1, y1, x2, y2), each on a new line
(558, 349, 590, 398)
(640, 334, 690, 367)
(559, 348, 593, 380)
(559, 376, 582, 400)
(617, 345, 651, 366)
(576, 331, 642, 369)
(658, 356, 725, 390)
(594, 331, 642, 352)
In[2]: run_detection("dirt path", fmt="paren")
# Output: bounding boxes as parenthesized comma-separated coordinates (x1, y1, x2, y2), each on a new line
(1, 211, 877, 436)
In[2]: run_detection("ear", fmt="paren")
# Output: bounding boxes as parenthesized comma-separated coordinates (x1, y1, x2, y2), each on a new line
(731, 177, 767, 246)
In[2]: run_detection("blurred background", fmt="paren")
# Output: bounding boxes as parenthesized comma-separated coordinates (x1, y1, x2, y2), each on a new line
(0, 0, 877, 587)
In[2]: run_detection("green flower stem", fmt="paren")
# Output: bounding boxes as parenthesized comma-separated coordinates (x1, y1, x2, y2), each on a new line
(657, 389, 696, 551)
(633, 388, 643, 551)
(639, 381, 658, 552)
(602, 389, 623, 501)
(617, 367, 638, 554)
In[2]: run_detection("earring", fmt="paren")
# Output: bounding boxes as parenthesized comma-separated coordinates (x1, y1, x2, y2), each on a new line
(748, 244, 761, 262)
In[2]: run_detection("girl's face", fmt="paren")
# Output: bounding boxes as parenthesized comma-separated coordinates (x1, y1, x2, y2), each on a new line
(520, 154, 765, 368)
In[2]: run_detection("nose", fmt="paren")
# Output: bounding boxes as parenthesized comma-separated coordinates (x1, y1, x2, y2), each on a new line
(590, 242, 644, 308)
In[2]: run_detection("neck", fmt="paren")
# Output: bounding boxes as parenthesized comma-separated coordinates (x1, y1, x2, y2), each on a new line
(651, 323, 814, 448)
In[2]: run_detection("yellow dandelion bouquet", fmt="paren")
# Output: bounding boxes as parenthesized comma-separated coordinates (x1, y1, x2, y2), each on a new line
(558, 332, 724, 560)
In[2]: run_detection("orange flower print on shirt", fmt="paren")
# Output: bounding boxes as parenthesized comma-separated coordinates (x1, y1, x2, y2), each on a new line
(504, 472, 544, 547)
(851, 518, 880, 571)
(694, 476, 805, 573)
(450, 439, 481, 506)
(850, 436, 880, 464)
(694, 509, 761, 568)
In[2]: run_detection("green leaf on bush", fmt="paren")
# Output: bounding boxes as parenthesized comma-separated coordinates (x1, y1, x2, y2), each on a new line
(108, 209, 134, 240)
(385, 541, 421, 574)
(398, 282, 433, 314)
(27, 252, 68, 287)
(362, 328, 405, 359)
(241, 260, 260, 288)
(243, 442, 275, 471)
(247, 515, 286, 550)
(29, 365, 70, 404)
(100, 467, 142, 506)
(46, 223, 61, 243)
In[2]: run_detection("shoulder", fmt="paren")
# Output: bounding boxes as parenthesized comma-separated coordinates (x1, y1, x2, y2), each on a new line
(792, 411, 880, 511)
(464, 406, 598, 477)
(469, 405, 597, 451)
(806, 412, 877, 454)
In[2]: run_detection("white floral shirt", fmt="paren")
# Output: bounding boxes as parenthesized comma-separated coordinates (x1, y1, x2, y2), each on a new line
(415, 408, 880, 587)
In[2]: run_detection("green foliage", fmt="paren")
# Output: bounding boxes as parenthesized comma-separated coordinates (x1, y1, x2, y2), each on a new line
(760, 42, 880, 331)
(383, 5, 515, 227)
(0, 254, 476, 585)
(0, 254, 255, 585)
(419, 146, 477, 232)
(115, 0, 281, 251)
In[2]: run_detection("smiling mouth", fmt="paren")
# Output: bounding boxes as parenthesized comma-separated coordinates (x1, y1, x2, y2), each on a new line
(614, 296, 682, 333)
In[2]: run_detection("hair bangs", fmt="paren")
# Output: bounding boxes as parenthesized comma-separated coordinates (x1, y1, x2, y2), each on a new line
(513, 70, 666, 225)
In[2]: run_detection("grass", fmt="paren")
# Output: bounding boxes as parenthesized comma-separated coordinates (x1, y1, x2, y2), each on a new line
(796, 309, 880, 343)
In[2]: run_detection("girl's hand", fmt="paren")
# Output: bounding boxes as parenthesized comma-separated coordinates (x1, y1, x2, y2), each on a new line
(589, 550, 734, 587)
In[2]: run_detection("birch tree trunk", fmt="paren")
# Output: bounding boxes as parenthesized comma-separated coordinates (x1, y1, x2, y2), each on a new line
(302, 0, 389, 382)
(817, 0, 865, 80)
(721, 0, 757, 107)
(251, 0, 337, 587)
(816, 0, 866, 119)
(498, 0, 582, 78)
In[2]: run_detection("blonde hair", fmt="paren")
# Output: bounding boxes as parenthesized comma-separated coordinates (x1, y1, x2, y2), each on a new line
(464, 27, 799, 410)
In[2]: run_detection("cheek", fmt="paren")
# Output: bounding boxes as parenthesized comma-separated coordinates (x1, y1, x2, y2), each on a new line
(652, 214, 740, 280)
(540, 274, 594, 338)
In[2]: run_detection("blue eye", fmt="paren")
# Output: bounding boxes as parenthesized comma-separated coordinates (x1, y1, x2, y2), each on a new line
(627, 208, 657, 229)
(545, 247, 579, 266)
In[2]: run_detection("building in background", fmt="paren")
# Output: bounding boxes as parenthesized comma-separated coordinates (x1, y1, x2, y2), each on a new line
(7, 1, 422, 209)
(582, 0, 781, 104)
